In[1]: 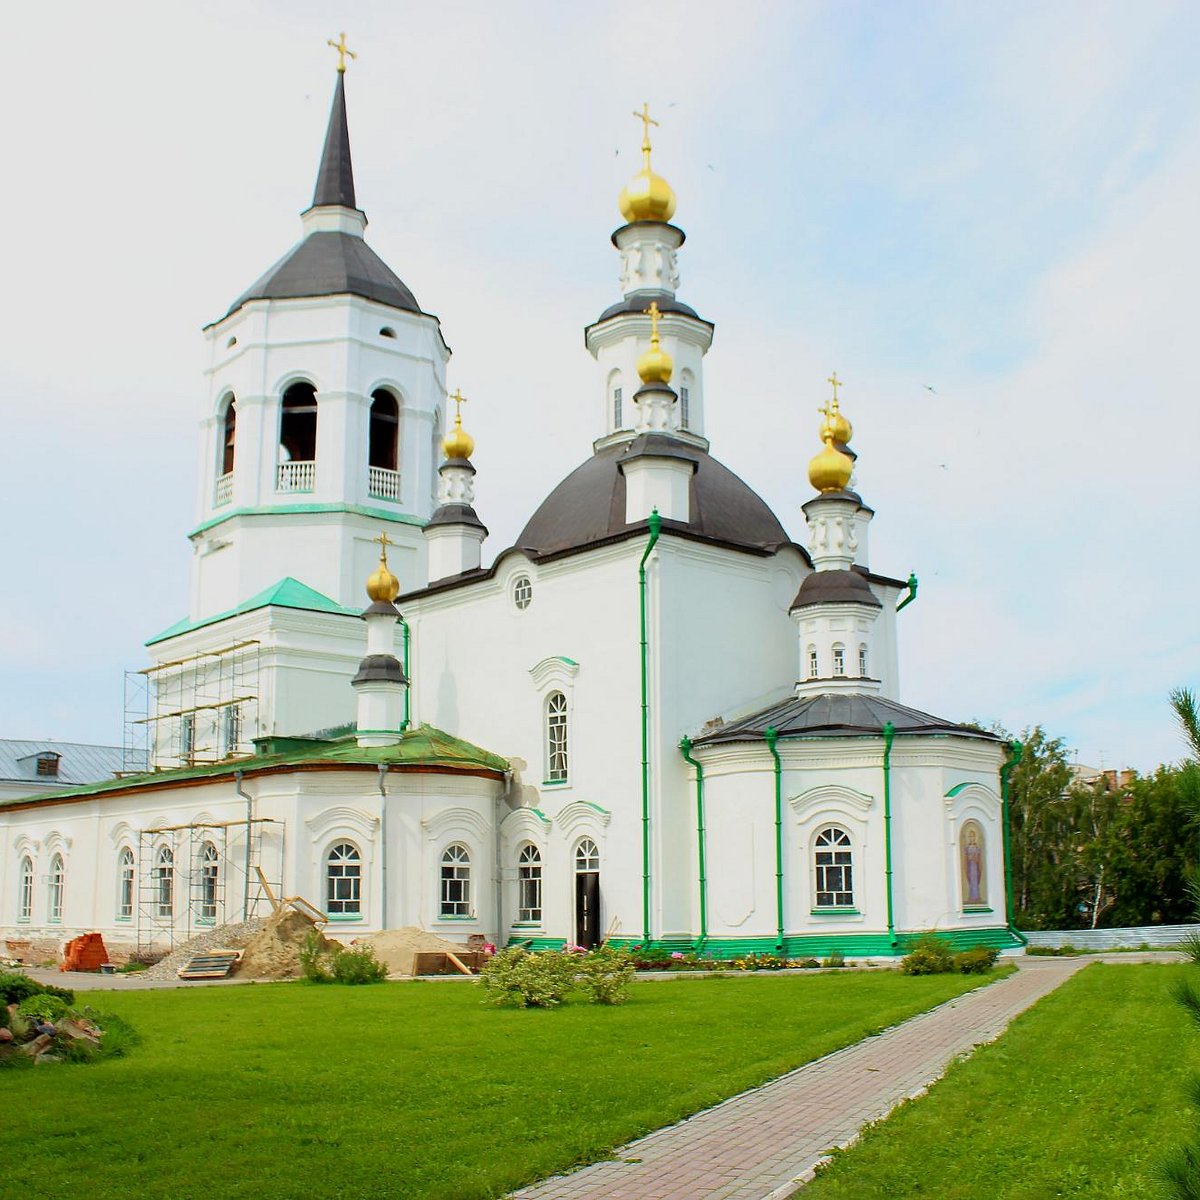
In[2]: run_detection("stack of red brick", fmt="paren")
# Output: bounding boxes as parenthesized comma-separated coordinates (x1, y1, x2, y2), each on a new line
(61, 932, 109, 972)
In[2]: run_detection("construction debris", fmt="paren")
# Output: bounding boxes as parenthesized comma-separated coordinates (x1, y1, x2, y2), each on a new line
(363, 927, 474, 978)
(176, 950, 243, 980)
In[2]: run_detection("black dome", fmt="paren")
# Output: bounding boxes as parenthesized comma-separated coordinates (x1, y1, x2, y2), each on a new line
(516, 439, 790, 558)
(791, 568, 882, 610)
(225, 231, 422, 319)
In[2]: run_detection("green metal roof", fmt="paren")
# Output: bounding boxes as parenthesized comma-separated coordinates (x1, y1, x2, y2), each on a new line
(147, 577, 359, 645)
(0, 724, 509, 810)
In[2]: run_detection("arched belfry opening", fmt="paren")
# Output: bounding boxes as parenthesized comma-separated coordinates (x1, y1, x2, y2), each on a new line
(368, 389, 401, 501)
(278, 382, 318, 493)
(215, 394, 236, 506)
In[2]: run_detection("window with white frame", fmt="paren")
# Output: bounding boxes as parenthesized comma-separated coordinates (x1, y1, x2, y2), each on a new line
(808, 645, 819, 678)
(546, 691, 568, 782)
(517, 844, 543, 923)
(155, 846, 174, 918)
(813, 826, 854, 908)
(180, 713, 195, 762)
(440, 843, 471, 917)
(832, 643, 846, 677)
(680, 385, 690, 428)
(326, 842, 362, 916)
(200, 842, 219, 920)
(575, 838, 600, 873)
(18, 855, 33, 922)
(613, 386, 623, 428)
(858, 644, 868, 677)
(512, 574, 533, 611)
(48, 853, 64, 923)
(222, 704, 241, 756)
(118, 847, 135, 919)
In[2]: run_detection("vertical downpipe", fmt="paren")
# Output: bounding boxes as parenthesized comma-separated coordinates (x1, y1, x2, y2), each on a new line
(639, 510, 662, 946)
(679, 736, 707, 951)
(377, 764, 389, 928)
(765, 727, 784, 953)
(235, 769, 252, 921)
(399, 616, 411, 732)
(1000, 741, 1027, 945)
(882, 722, 897, 950)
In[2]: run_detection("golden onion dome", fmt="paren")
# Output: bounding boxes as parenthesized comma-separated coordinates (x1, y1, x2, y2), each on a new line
(808, 436, 855, 493)
(820, 408, 853, 446)
(637, 338, 674, 385)
(619, 168, 677, 224)
(443, 413, 475, 461)
(366, 553, 400, 603)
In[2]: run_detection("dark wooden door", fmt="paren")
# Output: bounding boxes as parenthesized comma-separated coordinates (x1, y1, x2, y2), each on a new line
(575, 871, 601, 948)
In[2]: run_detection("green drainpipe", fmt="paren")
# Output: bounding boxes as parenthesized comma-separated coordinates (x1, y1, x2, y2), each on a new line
(896, 572, 919, 612)
(399, 615, 411, 732)
(679, 736, 707, 951)
(882, 721, 898, 950)
(639, 510, 662, 945)
(764, 726, 784, 952)
(1000, 740, 1027, 945)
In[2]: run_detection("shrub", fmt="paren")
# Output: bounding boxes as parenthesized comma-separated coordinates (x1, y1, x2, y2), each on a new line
(900, 934, 956, 975)
(576, 944, 636, 1005)
(732, 952, 788, 971)
(331, 944, 387, 985)
(299, 928, 335, 983)
(795, 957, 821, 969)
(0, 973, 74, 1007)
(821, 950, 847, 969)
(953, 946, 999, 974)
(478, 948, 577, 1007)
(17, 994, 70, 1023)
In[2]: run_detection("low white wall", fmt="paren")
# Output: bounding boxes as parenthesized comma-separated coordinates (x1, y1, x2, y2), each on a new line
(1024, 924, 1196, 949)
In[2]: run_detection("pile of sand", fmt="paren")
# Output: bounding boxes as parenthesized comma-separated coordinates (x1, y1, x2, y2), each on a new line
(362, 926, 468, 977)
(236, 908, 331, 980)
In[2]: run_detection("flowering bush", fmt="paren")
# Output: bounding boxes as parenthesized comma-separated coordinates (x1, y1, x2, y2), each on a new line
(478, 948, 578, 1007)
(575, 944, 636, 1005)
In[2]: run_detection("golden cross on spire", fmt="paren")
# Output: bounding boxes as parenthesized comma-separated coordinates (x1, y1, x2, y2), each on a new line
(449, 388, 468, 424)
(373, 530, 396, 560)
(827, 371, 843, 406)
(644, 300, 662, 344)
(633, 101, 660, 147)
(327, 32, 356, 73)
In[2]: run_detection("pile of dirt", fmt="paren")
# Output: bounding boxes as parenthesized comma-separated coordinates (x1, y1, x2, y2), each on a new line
(236, 908, 332, 980)
(363, 927, 468, 977)
(139, 919, 266, 981)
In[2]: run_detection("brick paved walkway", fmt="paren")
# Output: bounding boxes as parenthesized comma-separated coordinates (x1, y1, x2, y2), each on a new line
(511, 956, 1097, 1200)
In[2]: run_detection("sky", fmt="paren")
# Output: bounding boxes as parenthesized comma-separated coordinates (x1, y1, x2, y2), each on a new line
(1, 1, 1197, 772)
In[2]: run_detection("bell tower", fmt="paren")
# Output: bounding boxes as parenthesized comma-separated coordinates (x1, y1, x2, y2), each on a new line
(189, 44, 448, 621)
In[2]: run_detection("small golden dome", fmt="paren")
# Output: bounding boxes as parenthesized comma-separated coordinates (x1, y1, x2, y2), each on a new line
(366, 540, 400, 603)
(820, 409, 853, 446)
(638, 339, 674, 385)
(443, 414, 475, 461)
(808, 436, 854, 493)
(619, 102, 677, 224)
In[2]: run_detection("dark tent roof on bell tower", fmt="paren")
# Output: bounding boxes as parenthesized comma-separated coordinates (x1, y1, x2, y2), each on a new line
(213, 71, 430, 325)
(311, 71, 357, 210)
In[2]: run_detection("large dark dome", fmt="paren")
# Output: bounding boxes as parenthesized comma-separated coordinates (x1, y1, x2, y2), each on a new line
(516, 438, 790, 559)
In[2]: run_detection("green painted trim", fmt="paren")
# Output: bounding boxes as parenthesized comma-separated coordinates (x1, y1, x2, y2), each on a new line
(963, 905, 994, 914)
(1000, 741, 1027, 945)
(437, 915, 476, 922)
(528, 809, 551, 825)
(113, 916, 132, 923)
(811, 907, 861, 916)
(882, 721, 898, 950)
(944, 781, 972, 798)
(896, 572, 919, 612)
(506, 936, 567, 951)
(764, 726, 784, 951)
(354, 729, 406, 736)
(189, 502, 425, 539)
(541, 779, 569, 788)
(326, 913, 364, 922)
(638, 509, 662, 945)
(679, 736, 708, 949)
(195, 917, 216, 927)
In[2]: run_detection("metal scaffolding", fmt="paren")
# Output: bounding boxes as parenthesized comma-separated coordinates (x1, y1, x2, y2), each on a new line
(135, 814, 285, 953)
(125, 640, 261, 772)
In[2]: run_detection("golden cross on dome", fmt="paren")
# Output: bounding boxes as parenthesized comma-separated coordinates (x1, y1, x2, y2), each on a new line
(327, 32, 356, 73)
(644, 300, 662, 343)
(449, 388, 468, 423)
(827, 372, 843, 405)
(633, 102, 660, 144)
(373, 530, 396, 559)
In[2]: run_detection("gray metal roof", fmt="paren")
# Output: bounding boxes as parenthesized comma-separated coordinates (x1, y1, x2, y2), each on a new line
(591, 293, 709, 328)
(692, 693, 999, 746)
(312, 71, 356, 209)
(0, 739, 132, 787)
(791, 569, 882, 610)
(516, 437, 790, 558)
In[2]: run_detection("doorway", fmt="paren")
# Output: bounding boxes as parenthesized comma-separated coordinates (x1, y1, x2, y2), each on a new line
(574, 838, 601, 949)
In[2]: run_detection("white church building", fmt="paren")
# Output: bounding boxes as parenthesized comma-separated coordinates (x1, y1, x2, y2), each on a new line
(0, 62, 1020, 961)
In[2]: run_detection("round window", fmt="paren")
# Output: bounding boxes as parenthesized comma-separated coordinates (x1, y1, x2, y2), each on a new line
(512, 574, 533, 611)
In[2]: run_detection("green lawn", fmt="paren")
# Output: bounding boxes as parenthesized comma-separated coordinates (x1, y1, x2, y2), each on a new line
(4, 971, 995, 1199)
(804, 962, 1193, 1198)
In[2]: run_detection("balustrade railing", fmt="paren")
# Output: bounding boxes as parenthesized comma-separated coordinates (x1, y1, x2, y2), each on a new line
(276, 461, 316, 493)
(214, 472, 233, 507)
(368, 466, 401, 501)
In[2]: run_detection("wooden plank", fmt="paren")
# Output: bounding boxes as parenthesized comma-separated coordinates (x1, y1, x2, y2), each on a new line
(255, 866, 282, 914)
(445, 951, 473, 976)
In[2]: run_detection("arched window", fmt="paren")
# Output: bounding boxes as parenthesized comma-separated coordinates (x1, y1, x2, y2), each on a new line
(832, 643, 846, 677)
(512, 574, 533, 611)
(221, 394, 237, 476)
(575, 838, 600, 873)
(118, 847, 135, 920)
(545, 691, 568, 782)
(858, 644, 868, 677)
(807, 645, 819, 678)
(369, 389, 400, 473)
(200, 842, 219, 921)
(18, 855, 33, 922)
(813, 827, 854, 908)
(155, 846, 175, 919)
(48, 853, 65, 923)
(517, 844, 542, 923)
(278, 381, 318, 492)
(326, 842, 362, 916)
(440, 844, 471, 917)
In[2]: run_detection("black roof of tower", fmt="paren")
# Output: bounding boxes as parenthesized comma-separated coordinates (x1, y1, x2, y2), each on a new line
(311, 71, 356, 210)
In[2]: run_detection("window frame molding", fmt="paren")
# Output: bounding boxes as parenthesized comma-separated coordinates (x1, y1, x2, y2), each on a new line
(529, 657, 580, 790)
(323, 839, 365, 921)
